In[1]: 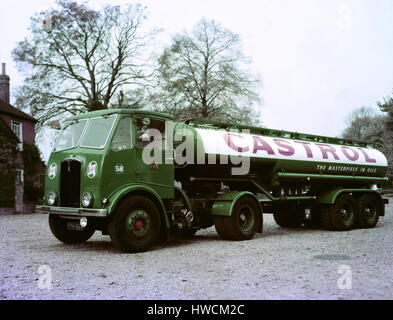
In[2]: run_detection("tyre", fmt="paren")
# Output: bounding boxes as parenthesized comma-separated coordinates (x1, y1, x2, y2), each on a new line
(320, 206, 333, 230)
(108, 196, 161, 253)
(273, 202, 303, 228)
(49, 214, 95, 244)
(214, 196, 261, 240)
(356, 193, 380, 228)
(321, 194, 356, 231)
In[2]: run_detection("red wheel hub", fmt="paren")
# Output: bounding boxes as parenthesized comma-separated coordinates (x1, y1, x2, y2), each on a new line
(134, 219, 144, 231)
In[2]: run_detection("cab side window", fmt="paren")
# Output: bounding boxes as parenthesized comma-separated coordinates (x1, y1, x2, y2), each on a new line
(110, 117, 132, 151)
(136, 118, 166, 148)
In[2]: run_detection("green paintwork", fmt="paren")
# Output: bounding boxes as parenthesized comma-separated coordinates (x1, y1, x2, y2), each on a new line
(317, 188, 381, 204)
(273, 172, 389, 184)
(44, 111, 174, 227)
(67, 108, 172, 122)
(106, 183, 170, 228)
(211, 191, 260, 216)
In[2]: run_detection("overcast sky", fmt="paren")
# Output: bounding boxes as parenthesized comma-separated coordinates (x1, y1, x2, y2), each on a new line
(1, 0, 393, 159)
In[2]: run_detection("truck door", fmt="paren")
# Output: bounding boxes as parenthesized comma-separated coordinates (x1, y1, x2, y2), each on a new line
(134, 117, 174, 199)
(105, 116, 136, 194)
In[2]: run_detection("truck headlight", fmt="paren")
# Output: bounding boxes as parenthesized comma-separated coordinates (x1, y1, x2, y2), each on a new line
(81, 192, 93, 208)
(47, 192, 57, 206)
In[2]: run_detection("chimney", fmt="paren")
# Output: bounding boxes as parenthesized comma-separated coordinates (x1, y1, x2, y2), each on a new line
(0, 62, 10, 104)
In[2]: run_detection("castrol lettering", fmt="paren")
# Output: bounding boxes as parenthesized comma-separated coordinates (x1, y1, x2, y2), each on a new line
(252, 136, 275, 155)
(273, 139, 295, 156)
(223, 133, 249, 153)
(341, 147, 359, 161)
(316, 144, 340, 160)
(195, 128, 387, 167)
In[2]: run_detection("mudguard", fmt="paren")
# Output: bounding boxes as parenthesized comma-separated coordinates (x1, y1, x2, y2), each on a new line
(211, 191, 262, 217)
(317, 188, 381, 205)
(106, 184, 170, 228)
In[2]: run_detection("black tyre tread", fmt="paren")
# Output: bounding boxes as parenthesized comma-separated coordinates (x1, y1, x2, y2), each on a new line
(214, 196, 260, 241)
(273, 203, 303, 228)
(327, 194, 356, 231)
(49, 214, 95, 244)
(356, 193, 380, 229)
(214, 216, 235, 240)
(108, 195, 161, 253)
(320, 206, 333, 230)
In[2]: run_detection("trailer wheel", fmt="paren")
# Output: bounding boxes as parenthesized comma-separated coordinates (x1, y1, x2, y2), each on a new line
(320, 206, 333, 230)
(356, 194, 380, 228)
(214, 196, 260, 240)
(108, 195, 161, 253)
(321, 194, 356, 231)
(49, 214, 95, 244)
(273, 203, 303, 228)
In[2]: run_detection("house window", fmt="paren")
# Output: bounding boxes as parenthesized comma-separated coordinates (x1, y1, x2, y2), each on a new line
(11, 121, 23, 151)
(16, 169, 24, 183)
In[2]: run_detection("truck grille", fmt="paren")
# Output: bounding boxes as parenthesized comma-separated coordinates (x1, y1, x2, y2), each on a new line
(60, 160, 81, 207)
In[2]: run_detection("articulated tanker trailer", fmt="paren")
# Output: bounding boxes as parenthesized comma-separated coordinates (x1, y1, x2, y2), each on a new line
(37, 109, 389, 252)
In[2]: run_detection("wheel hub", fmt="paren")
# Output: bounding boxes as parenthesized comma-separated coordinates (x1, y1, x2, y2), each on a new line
(364, 204, 375, 217)
(134, 219, 144, 231)
(126, 210, 150, 237)
(340, 208, 348, 218)
(238, 206, 254, 231)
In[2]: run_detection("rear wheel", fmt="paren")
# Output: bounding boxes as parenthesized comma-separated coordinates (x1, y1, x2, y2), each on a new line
(49, 214, 95, 244)
(273, 202, 303, 228)
(356, 194, 380, 228)
(214, 196, 261, 240)
(321, 194, 356, 231)
(108, 196, 161, 253)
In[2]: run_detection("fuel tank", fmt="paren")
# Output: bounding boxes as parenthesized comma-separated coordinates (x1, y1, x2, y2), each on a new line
(173, 121, 388, 181)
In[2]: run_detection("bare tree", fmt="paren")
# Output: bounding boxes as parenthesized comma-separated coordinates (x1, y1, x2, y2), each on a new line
(153, 18, 262, 125)
(12, 0, 156, 127)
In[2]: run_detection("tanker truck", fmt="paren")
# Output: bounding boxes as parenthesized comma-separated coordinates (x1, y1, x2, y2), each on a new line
(36, 109, 389, 252)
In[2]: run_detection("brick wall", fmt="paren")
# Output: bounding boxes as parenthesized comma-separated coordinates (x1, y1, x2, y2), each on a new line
(0, 114, 36, 144)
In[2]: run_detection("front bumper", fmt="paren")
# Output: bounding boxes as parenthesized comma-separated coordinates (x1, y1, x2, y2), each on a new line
(36, 205, 107, 217)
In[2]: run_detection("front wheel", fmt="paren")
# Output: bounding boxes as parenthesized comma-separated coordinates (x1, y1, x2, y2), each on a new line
(49, 214, 95, 244)
(108, 196, 161, 253)
(214, 196, 261, 240)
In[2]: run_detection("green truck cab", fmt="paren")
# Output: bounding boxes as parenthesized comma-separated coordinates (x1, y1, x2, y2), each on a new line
(37, 109, 389, 253)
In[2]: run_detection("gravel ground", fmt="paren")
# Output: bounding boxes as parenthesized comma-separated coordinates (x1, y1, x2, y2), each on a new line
(1, 196, 393, 300)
